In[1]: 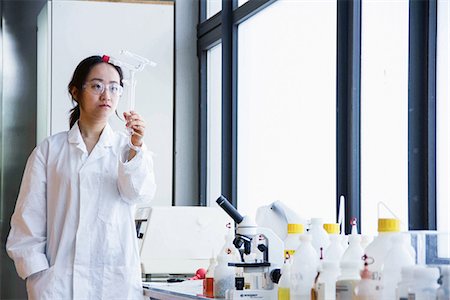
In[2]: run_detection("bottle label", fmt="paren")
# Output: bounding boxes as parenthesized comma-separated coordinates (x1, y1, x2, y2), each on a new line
(336, 280, 358, 299)
(317, 282, 334, 300)
(278, 287, 290, 300)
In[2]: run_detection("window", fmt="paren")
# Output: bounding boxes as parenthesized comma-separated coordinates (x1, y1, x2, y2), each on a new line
(360, 0, 409, 236)
(207, 0, 221, 19)
(237, 0, 337, 222)
(436, 0, 450, 256)
(207, 44, 223, 205)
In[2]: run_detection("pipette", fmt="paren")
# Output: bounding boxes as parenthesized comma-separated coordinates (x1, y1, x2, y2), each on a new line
(102, 50, 156, 147)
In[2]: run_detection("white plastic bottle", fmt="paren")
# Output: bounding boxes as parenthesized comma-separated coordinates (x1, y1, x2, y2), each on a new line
(284, 223, 304, 260)
(341, 234, 364, 269)
(316, 261, 340, 300)
(437, 265, 450, 300)
(324, 234, 345, 264)
(214, 253, 235, 298)
(278, 259, 292, 300)
(336, 260, 361, 300)
(380, 234, 415, 300)
(360, 235, 372, 250)
(364, 218, 401, 276)
(355, 256, 379, 299)
(396, 265, 417, 300)
(290, 234, 319, 300)
(408, 267, 440, 300)
(309, 218, 330, 258)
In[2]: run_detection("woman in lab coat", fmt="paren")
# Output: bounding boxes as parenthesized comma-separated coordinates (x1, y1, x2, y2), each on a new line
(6, 55, 156, 299)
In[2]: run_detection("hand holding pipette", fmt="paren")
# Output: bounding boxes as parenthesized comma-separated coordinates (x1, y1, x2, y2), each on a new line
(124, 111, 146, 156)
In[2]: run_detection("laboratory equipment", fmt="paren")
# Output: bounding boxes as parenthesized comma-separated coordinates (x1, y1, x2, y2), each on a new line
(136, 206, 232, 280)
(335, 260, 361, 299)
(309, 218, 330, 256)
(290, 234, 319, 299)
(102, 50, 156, 149)
(216, 196, 284, 299)
(284, 223, 303, 259)
(256, 200, 306, 241)
(103, 50, 156, 112)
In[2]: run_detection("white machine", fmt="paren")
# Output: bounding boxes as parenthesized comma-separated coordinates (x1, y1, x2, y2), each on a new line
(136, 206, 232, 279)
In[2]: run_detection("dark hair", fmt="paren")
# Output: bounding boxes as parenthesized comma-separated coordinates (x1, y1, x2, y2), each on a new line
(68, 55, 123, 128)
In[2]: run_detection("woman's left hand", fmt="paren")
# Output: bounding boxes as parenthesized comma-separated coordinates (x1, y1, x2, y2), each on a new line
(124, 111, 146, 148)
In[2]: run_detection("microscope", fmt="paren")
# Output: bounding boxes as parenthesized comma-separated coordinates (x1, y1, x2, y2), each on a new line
(216, 196, 284, 299)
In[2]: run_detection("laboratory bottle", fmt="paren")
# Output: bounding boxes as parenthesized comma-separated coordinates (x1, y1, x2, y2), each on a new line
(340, 234, 364, 269)
(396, 265, 417, 300)
(341, 235, 349, 251)
(336, 260, 361, 300)
(309, 218, 330, 258)
(437, 265, 450, 300)
(220, 224, 240, 262)
(323, 224, 345, 263)
(278, 259, 292, 300)
(290, 234, 320, 300)
(214, 253, 235, 298)
(408, 266, 440, 300)
(364, 218, 401, 276)
(354, 256, 379, 300)
(203, 254, 217, 297)
(284, 223, 304, 260)
(380, 233, 415, 300)
(316, 261, 340, 300)
(360, 235, 372, 251)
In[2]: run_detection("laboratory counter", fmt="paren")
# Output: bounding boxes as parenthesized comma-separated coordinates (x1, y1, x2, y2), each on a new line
(143, 280, 216, 300)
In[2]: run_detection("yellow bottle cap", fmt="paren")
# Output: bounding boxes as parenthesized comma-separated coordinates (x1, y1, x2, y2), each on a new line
(323, 223, 340, 234)
(378, 218, 400, 232)
(287, 223, 304, 234)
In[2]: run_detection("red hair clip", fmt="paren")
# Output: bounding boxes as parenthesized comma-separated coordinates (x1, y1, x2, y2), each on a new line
(102, 55, 110, 63)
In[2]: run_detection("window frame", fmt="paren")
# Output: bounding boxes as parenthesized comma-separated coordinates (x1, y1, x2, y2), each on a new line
(197, 0, 440, 234)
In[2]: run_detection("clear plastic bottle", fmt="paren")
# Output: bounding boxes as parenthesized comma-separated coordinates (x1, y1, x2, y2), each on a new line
(284, 223, 304, 260)
(290, 234, 319, 300)
(316, 261, 340, 300)
(396, 265, 417, 300)
(408, 267, 440, 300)
(309, 218, 330, 258)
(364, 218, 401, 276)
(336, 260, 361, 300)
(214, 253, 235, 298)
(437, 265, 450, 300)
(278, 259, 292, 300)
(380, 234, 415, 300)
(203, 254, 217, 297)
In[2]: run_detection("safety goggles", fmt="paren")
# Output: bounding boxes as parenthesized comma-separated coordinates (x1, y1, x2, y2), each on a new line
(83, 80, 123, 97)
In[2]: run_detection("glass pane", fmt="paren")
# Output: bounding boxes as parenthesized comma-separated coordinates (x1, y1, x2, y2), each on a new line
(237, 0, 337, 223)
(207, 0, 222, 19)
(238, 0, 250, 6)
(207, 44, 222, 205)
(436, 0, 450, 251)
(361, 0, 409, 236)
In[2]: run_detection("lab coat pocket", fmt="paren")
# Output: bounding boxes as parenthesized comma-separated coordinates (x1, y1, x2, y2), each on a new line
(26, 266, 55, 300)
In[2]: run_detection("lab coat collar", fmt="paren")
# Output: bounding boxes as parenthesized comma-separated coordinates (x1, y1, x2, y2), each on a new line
(68, 121, 116, 156)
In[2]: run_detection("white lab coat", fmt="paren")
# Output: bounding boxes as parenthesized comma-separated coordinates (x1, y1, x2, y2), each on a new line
(6, 122, 156, 300)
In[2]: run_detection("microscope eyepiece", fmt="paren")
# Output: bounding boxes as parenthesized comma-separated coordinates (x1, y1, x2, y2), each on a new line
(216, 196, 244, 224)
